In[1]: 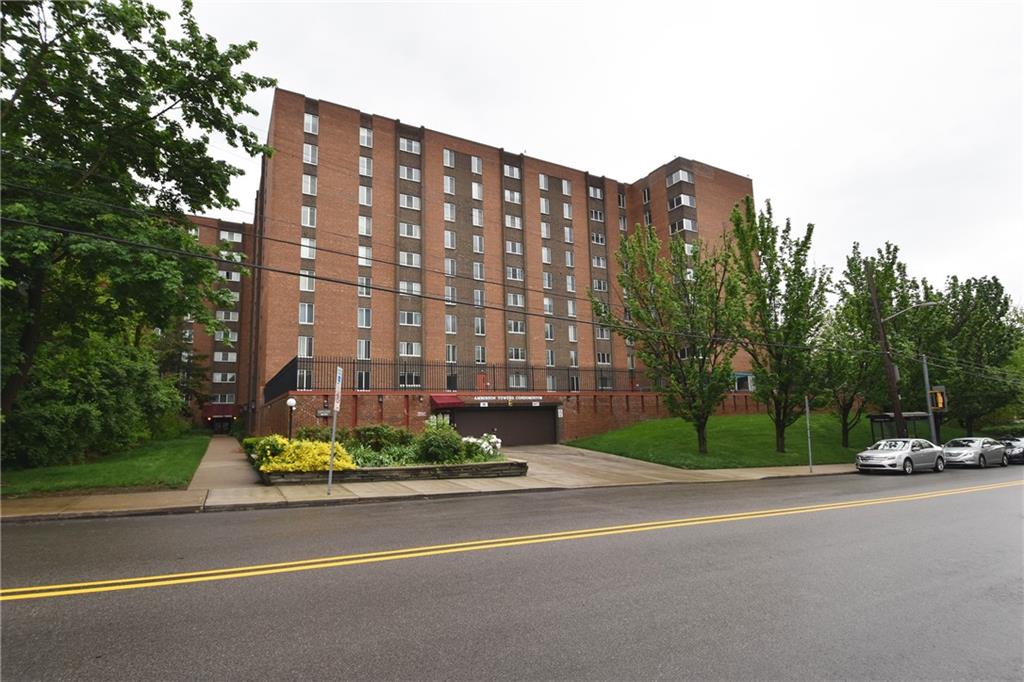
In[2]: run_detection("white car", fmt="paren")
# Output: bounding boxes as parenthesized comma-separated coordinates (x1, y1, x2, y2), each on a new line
(856, 438, 944, 475)
(942, 438, 1009, 468)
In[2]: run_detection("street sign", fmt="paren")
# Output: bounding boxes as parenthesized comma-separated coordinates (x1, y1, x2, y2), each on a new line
(929, 385, 947, 412)
(333, 366, 343, 412)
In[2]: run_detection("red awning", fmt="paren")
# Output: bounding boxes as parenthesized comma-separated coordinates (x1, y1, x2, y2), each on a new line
(430, 394, 465, 409)
(202, 403, 240, 419)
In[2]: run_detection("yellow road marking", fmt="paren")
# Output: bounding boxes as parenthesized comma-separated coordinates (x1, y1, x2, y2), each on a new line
(2, 479, 1020, 602)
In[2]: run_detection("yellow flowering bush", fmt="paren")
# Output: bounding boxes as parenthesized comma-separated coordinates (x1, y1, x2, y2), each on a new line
(259, 439, 356, 473)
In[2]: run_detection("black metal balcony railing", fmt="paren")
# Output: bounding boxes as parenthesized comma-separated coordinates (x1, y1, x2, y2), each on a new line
(263, 356, 654, 402)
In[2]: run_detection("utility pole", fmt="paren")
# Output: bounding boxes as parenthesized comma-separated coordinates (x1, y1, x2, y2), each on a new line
(866, 265, 906, 438)
(921, 354, 938, 444)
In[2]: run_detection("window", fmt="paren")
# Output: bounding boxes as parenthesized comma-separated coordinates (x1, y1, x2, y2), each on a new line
(214, 330, 238, 343)
(446, 344, 457, 364)
(220, 269, 241, 282)
(399, 221, 420, 238)
(592, 279, 608, 292)
(506, 266, 524, 281)
(297, 336, 314, 358)
(544, 323, 554, 341)
(644, 210, 652, 226)
(219, 230, 243, 244)
(444, 257, 456, 276)
(642, 187, 650, 203)
(213, 372, 237, 383)
(472, 262, 484, 280)
(596, 326, 611, 340)
(359, 156, 373, 177)
(400, 251, 421, 268)
(399, 193, 421, 210)
(619, 215, 627, 231)
(597, 352, 611, 365)
(567, 300, 577, 317)
(539, 173, 548, 191)
(539, 197, 550, 215)
(357, 276, 371, 297)
(472, 208, 483, 227)
(508, 347, 526, 361)
(543, 297, 553, 315)
(565, 274, 576, 292)
(443, 148, 455, 168)
(299, 302, 314, 324)
(667, 169, 693, 186)
(399, 371, 422, 387)
(299, 270, 315, 292)
(563, 226, 574, 243)
(358, 246, 372, 267)
(300, 238, 316, 259)
(589, 209, 604, 222)
(618, 192, 626, 209)
(472, 182, 483, 201)
(302, 174, 317, 196)
(627, 354, 635, 370)
(472, 234, 484, 253)
(504, 214, 522, 229)
(359, 127, 373, 147)
(669, 218, 697, 234)
(508, 373, 527, 389)
(399, 137, 421, 154)
(474, 317, 486, 335)
(473, 289, 484, 307)
(565, 251, 575, 267)
(508, 319, 526, 334)
(562, 179, 572, 196)
(541, 246, 551, 264)
(507, 292, 524, 308)
(357, 307, 371, 328)
(358, 215, 372, 236)
(444, 231, 456, 250)
(505, 240, 523, 255)
(445, 314, 457, 334)
(303, 113, 318, 134)
(591, 232, 606, 245)
(224, 290, 241, 303)
(570, 351, 580, 370)
(399, 341, 422, 357)
(546, 375, 556, 391)
(219, 249, 242, 263)
(214, 351, 238, 363)
(592, 256, 607, 269)
(399, 280, 422, 296)
(474, 345, 486, 363)
(444, 285, 456, 304)
(399, 165, 421, 182)
(444, 176, 455, 195)
(684, 243, 696, 256)
(568, 324, 577, 342)
(546, 349, 555, 367)
(444, 203, 456, 222)
(400, 311, 422, 326)
(359, 186, 372, 207)
(588, 186, 603, 199)
(471, 155, 482, 174)
(303, 143, 318, 165)
(301, 206, 316, 228)
(356, 370, 371, 391)
(504, 189, 521, 204)
(563, 203, 572, 219)
(668, 193, 695, 210)
(542, 271, 553, 289)
(503, 164, 520, 179)
(296, 369, 312, 390)
(540, 222, 551, 239)
(211, 393, 236, 404)
(356, 339, 370, 360)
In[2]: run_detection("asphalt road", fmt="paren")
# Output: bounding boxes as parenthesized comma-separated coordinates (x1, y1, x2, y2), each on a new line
(3, 467, 1022, 681)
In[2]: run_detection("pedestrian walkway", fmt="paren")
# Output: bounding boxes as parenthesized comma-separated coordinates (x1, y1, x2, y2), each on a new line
(0, 439, 855, 522)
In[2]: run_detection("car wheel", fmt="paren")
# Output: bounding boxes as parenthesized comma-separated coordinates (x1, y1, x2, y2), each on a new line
(934, 457, 945, 473)
(1001, 453, 1009, 467)
(978, 454, 987, 469)
(903, 458, 914, 475)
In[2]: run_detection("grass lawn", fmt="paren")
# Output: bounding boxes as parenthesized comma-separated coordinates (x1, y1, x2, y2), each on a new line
(568, 413, 965, 470)
(0, 433, 212, 497)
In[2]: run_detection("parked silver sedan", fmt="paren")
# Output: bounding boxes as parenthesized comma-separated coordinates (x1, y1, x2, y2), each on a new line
(856, 438, 944, 475)
(942, 438, 1009, 468)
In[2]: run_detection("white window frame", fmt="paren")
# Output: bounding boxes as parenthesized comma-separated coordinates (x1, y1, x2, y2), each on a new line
(304, 113, 319, 135)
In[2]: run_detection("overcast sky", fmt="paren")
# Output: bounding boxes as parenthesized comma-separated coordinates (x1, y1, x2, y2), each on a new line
(171, 0, 1023, 300)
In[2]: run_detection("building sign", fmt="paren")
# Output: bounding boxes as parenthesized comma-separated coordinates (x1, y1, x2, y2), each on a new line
(471, 395, 545, 402)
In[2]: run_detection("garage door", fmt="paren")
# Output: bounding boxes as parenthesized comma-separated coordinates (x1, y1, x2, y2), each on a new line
(449, 407, 557, 446)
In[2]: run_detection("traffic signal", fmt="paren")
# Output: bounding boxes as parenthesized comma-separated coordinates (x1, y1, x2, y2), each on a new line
(929, 386, 947, 412)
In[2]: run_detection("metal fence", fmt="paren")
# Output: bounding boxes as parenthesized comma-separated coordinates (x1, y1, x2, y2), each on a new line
(264, 356, 655, 402)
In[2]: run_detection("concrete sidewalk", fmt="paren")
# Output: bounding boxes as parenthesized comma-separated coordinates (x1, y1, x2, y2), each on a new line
(0, 438, 855, 522)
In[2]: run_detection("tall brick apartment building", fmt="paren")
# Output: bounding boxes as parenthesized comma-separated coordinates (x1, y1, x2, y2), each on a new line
(198, 87, 758, 443)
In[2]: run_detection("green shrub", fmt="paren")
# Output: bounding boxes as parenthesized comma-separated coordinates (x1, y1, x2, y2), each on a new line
(248, 435, 289, 468)
(349, 424, 414, 451)
(241, 437, 263, 457)
(229, 418, 248, 440)
(150, 411, 190, 440)
(351, 443, 419, 468)
(416, 420, 463, 463)
(259, 439, 356, 473)
(295, 425, 344, 442)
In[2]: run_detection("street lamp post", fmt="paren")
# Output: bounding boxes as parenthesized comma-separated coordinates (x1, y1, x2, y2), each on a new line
(286, 397, 297, 440)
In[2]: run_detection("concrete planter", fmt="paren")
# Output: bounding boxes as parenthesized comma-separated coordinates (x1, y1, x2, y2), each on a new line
(257, 458, 527, 486)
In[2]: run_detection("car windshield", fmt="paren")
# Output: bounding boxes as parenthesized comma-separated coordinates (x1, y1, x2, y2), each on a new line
(870, 440, 908, 451)
(946, 439, 980, 448)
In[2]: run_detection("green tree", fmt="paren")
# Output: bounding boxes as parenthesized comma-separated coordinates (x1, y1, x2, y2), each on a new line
(730, 197, 831, 453)
(1, 0, 274, 417)
(591, 226, 743, 454)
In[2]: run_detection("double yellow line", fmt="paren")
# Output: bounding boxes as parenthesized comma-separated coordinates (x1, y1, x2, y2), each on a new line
(3, 479, 1020, 602)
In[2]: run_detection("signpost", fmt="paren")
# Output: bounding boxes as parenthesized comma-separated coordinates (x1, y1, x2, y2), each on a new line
(804, 394, 814, 473)
(327, 366, 343, 495)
